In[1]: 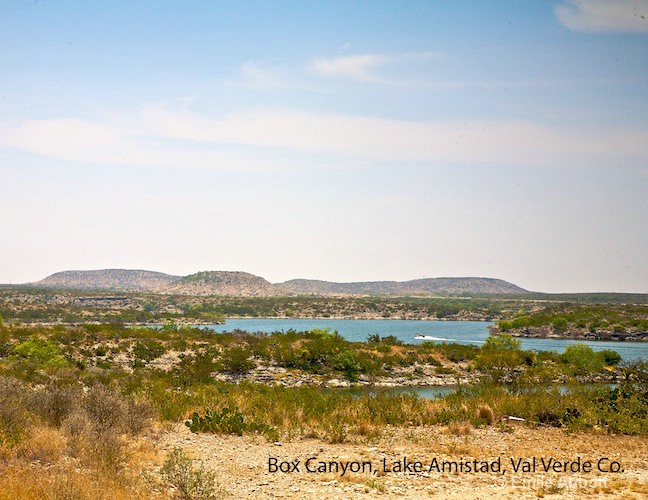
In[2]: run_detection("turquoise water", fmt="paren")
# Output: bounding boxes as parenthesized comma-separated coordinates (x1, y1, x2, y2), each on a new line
(206, 318, 647, 362)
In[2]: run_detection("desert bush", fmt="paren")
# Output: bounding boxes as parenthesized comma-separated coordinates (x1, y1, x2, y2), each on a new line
(0, 377, 30, 445)
(476, 404, 495, 425)
(174, 352, 218, 386)
(61, 412, 94, 445)
(446, 421, 472, 435)
(78, 383, 151, 436)
(82, 384, 130, 432)
(83, 429, 130, 473)
(131, 340, 166, 367)
(160, 448, 220, 500)
(28, 385, 82, 427)
(217, 346, 254, 373)
(324, 420, 348, 443)
(0, 400, 30, 446)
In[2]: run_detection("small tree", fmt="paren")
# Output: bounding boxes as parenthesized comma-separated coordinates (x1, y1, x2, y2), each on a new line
(12, 338, 67, 367)
(475, 335, 524, 385)
(334, 350, 361, 381)
(558, 344, 604, 376)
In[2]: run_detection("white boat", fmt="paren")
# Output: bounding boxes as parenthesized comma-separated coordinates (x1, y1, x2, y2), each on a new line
(414, 334, 484, 343)
(414, 334, 449, 341)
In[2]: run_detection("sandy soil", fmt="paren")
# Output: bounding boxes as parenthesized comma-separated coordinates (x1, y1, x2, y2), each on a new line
(155, 423, 648, 499)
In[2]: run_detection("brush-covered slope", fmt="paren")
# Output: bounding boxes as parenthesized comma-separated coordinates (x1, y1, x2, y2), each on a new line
(160, 271, 285, 296)
(33, 269, 180, 291)
(277, 277, 528, 295)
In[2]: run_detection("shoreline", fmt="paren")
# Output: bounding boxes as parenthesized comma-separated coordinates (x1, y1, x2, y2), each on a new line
(6, 316, 648, 342)
(494, 326, 648, 343)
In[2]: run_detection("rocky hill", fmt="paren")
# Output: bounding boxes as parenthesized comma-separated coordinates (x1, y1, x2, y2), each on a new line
(405, 277, 528, 294)
(28, 269, 528, 296)
(276, 279, 405, 295)
(160, 271, 283, 296)
(276, 277, 528, 295)
(33, 269, 180, 291)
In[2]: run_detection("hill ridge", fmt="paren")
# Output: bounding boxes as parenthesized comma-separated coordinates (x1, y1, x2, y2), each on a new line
(33, 269, 180, 291)
(30, 269, 529, 295)
(276, 277, 527, 295)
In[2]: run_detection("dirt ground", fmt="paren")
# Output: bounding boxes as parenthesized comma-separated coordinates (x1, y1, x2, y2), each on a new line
(155, 423, 648, 499)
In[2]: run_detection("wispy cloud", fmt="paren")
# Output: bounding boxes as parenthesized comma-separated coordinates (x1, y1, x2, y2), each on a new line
(311, 54, 391, 82)
(237, 61, 291, 90)
(311, 52, 440, 85)
(2, 105, 647, 171)
(556, 0, 648, 33)
(2, 116, 306, 173)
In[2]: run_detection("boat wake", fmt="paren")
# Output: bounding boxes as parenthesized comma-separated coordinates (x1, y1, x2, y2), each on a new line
(414, 334, 484, 343)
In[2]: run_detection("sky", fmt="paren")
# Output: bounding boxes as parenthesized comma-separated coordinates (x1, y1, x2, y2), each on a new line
(1, 0, 647, 293)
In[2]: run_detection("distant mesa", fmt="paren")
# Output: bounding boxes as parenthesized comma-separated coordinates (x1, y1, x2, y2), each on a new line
(30, 269, 529, 296)
(160, 271, 282, 297)
(33, 269, 180, 291)
(276, 277, 528, 295)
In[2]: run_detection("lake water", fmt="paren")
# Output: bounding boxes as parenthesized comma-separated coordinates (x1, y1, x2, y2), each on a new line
(207, 318, 647, 362)
(344, 384, 613, 399)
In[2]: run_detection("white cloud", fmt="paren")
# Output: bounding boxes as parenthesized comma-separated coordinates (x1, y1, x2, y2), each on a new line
(311, 54, 391, 82)
(556, 0, 648, 33)
(2, 115, 308, 173)
(140, 105, 648, 167)
(7, 118, 126, 163)
(237, 61, 289, 90)
(311, 52, 441, 85)
(2, 105, 647, 171)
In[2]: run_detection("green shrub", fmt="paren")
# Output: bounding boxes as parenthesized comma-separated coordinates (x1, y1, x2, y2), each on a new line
(475, 335, 524, 384)
(598, 349, 622, 366)
(218, 346, 254, 373)
(434, 342, 479, 362)
(11, 338, 67, 368)
(551, 317, 568, 331)
(131, 340, 166, 367)
(498, 320, 513, 332)
(174, 353, 218, 385)
(334, 350, 361, 381)
(160, 448, 220, 500)
(558, 344, 604, 375)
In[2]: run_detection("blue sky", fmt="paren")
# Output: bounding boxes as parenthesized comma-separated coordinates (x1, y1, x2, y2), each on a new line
(1, 0, 647, 292)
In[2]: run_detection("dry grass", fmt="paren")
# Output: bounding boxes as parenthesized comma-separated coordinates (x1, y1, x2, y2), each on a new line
(445, 421, 472, 436)
(0, 463, 154, 500)
(0, 426, 160, 499)
(476, 403, 496, 424)
(17, 427, 66, 464)
(0, 378, 160, 499)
